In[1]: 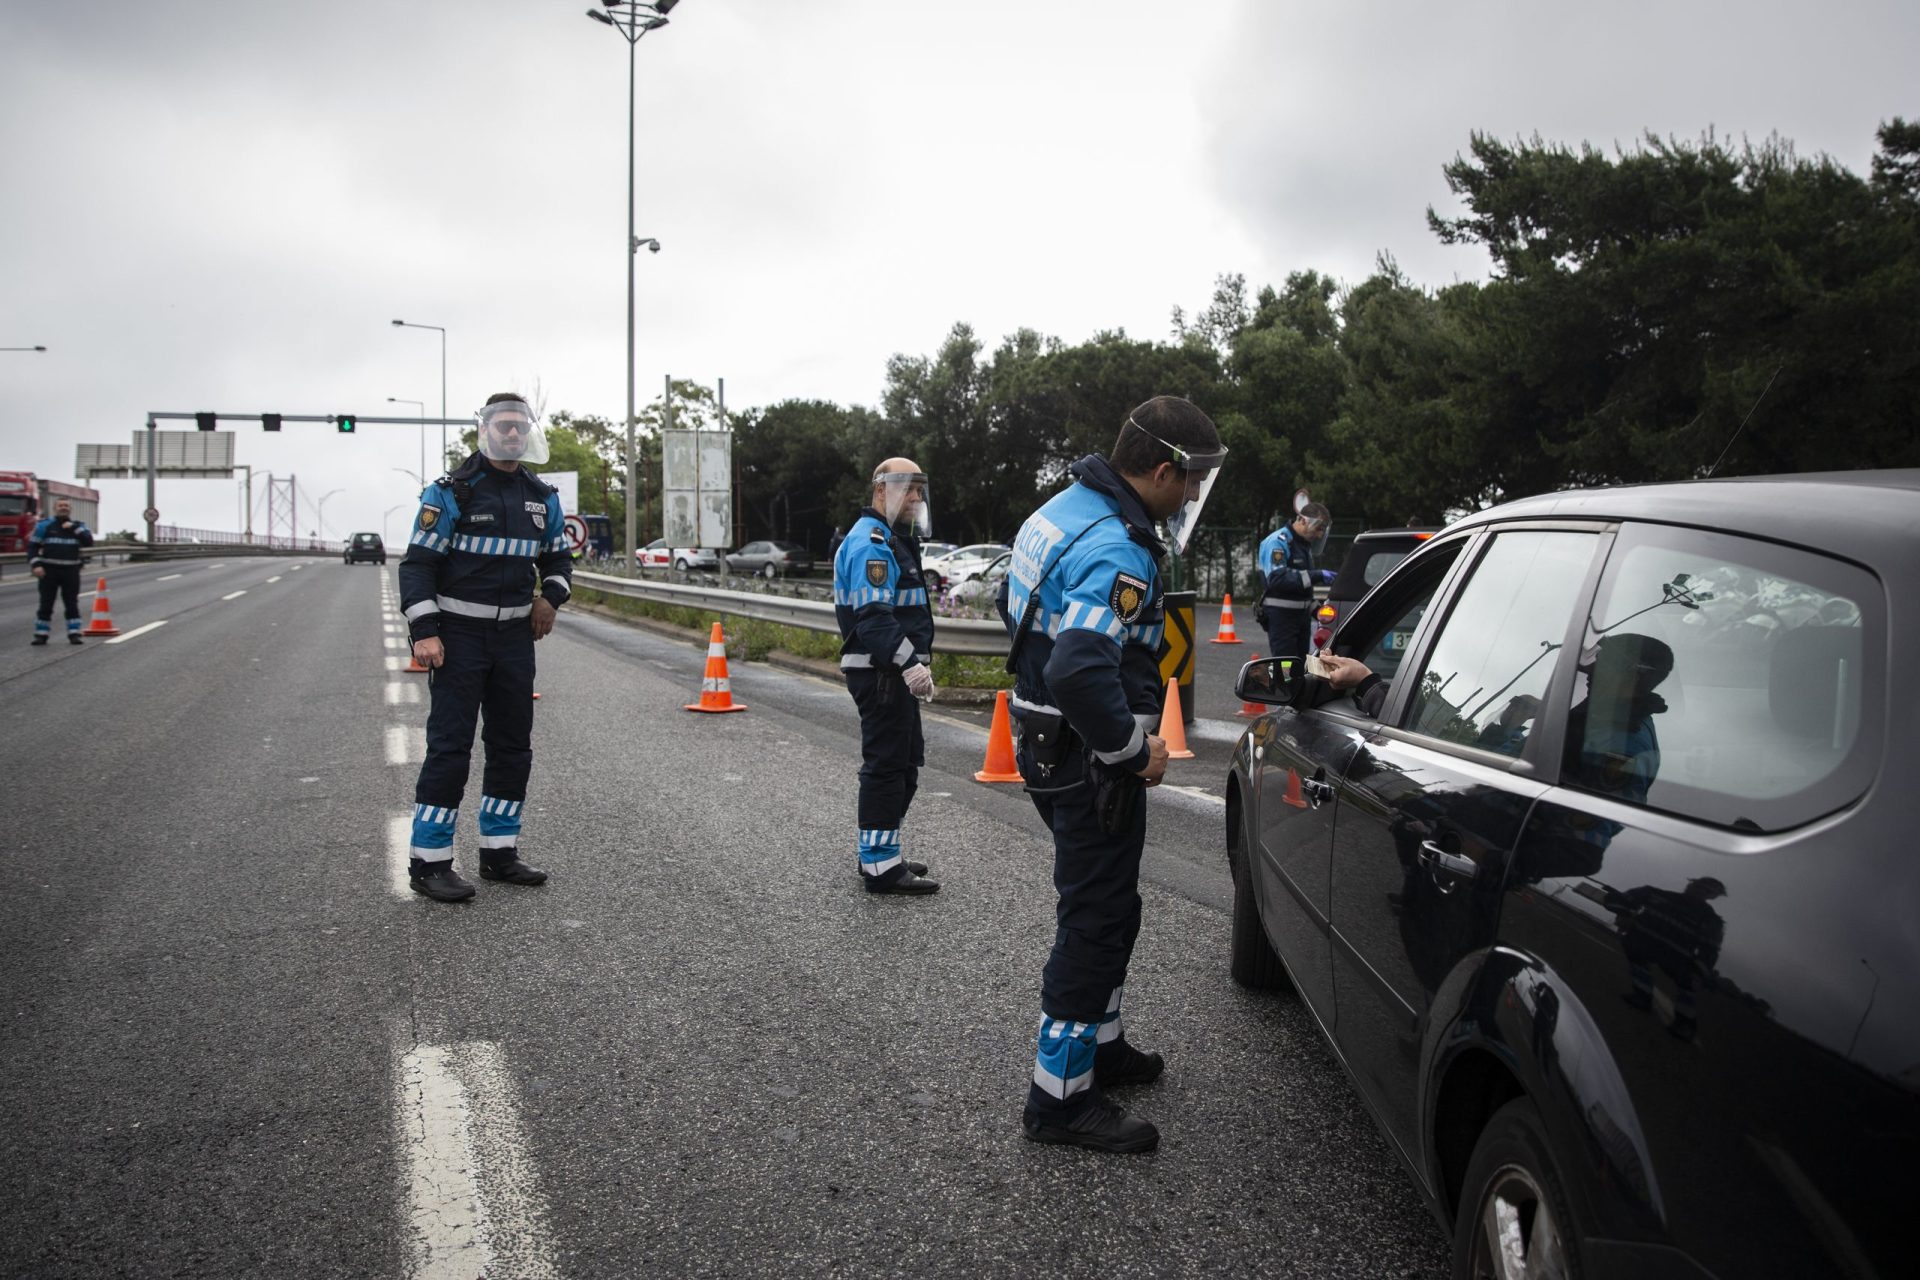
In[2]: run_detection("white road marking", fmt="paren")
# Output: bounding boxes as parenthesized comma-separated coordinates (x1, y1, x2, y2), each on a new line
(395, 1041, 559, 1280)
(157, 573, 182, 582)
(222, 590, 247, 601)
(291, 565, 303, 571)
(104, 620, 167, 645)
(386, 681, 422, 705)
(208, 564, 227, 570)
(385, 724, 424, 765)
(388, 638, 411, 652)
(385, 624, 404, 634)
(386, 656, 413, 671)
(387, 813, 413, 899)
(266, 575, 282, 583)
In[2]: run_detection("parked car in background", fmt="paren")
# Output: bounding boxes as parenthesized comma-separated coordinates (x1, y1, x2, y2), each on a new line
(1310, 527, 1437, 650)
(725, 540, 815, 579)
(924, 542, 1006, 590)
(918, 540, 957, 567)
(1227, 470, 1918, 1279)
(637, 537, 718, 572)
(343, 532, 386, 565)
(947, 551, 1011, 607)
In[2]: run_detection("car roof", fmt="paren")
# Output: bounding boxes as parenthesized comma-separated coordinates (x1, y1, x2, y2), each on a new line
(1449, 469, 1920, 575)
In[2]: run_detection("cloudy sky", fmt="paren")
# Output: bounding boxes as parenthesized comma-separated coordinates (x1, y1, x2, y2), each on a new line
(3, 0, 1912, 541)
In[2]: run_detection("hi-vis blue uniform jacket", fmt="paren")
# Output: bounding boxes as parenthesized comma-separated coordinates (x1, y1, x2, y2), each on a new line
(1258, 523, 1321, 608)
(833, 510, 934, 670)
(999, 456, 1166, 774)
(28, 517, 93, 567)
(399, 455, 571, 640)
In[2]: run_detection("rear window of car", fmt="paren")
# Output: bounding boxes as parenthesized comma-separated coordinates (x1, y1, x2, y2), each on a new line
(354, 534, 379, 545)
(1353, 549, 1411, 590)
(1559, 523, 1883, 832)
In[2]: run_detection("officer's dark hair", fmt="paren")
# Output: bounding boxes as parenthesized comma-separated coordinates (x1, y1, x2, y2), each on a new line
(1109, 396, 1220, 476)
(1296, 501, 1331, 527)
(485, 391, 525, 408)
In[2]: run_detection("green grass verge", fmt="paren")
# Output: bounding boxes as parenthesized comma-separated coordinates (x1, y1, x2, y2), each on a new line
(572, 587, 1013, 690)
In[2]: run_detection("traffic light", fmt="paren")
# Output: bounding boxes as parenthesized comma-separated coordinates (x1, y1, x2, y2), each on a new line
(262, 413, 282, 432)
(336, 414, 356, 434)
(195, 412, 216, 431)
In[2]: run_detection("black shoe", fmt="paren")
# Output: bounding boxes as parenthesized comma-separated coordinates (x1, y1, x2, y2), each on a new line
(864, 869, 940, 895)
(68, 634, 84, 645)
(903, 860, 929, 877)
(410, 864, 476, 902)
(479, 852, 548, 886)
(30, 636, 47, 646)
(1023, 1095, 1159, 1154)
(1096, 1039, 1165, 1088)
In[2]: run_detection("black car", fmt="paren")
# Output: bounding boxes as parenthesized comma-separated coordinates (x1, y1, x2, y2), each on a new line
(1227, 470, 1917, 1279)
(344, 532, 385, 565)
(1311, 527, 1438, 651)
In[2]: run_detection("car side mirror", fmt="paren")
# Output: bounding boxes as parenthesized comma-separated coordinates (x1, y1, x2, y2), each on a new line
(1236, 655, 1305, 707)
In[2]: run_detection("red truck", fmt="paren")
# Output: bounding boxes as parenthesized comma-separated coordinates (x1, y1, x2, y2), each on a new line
(0, 472, 102, 555)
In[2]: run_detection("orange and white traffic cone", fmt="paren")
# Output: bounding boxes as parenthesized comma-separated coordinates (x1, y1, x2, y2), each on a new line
(974, 689, 1024, 783)
(1209, 594, 1240, 643)
(685, 621, 748, 713)
(1157, 677, 1195, 760)
(1281, 766, 1309, 809)
(81, 577, 121, 637)
(1238, 645, 1267, 717)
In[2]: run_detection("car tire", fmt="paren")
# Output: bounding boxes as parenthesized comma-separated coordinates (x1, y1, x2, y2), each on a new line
(1450, 1098, 1583, 1280)
(1230, 802, 1290, 991)
(674, 557, 689, 572)
(761, 563, 777, 580)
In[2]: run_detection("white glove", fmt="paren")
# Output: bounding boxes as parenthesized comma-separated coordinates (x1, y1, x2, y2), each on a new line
(902, 662, 936, 701)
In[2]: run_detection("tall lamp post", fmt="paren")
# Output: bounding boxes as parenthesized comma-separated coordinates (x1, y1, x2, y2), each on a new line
(384, 502, 410, 549)
(388, 396, 427, 482)
(390, 320, 447, 470)
(586, 0, 682, 573)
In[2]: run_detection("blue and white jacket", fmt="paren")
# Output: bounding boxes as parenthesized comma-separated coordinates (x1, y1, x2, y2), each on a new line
(1257, 523, 1327, 610)
(998, 456, 1166, 773)
(28, 516, 93, 568)
(833, 509, 934, 671)
(399, 454, 571, 640)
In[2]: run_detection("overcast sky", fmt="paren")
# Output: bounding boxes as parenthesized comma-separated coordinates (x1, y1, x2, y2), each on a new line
(3, 0, 1912, 541)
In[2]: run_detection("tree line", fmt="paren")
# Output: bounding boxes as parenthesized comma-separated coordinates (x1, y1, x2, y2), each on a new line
(529, 121, 1919, 569)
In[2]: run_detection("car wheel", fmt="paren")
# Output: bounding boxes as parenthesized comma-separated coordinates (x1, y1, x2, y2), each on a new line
(1230, 801, 1290, 990)
(1451, 1098, 1581, 1280)
(761, 562, 777, 580)
(674, 557, 689, 572)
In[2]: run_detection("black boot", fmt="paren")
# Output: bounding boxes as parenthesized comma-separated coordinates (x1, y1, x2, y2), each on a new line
(864, 868, 940, 895)
(1096, 1039, 1165, 1088)
(903, 860, 929, 877)
(30, 635, 47, 646)
(1023, 1094, 1159, 1154)
(68, 633, 84, 645)
(479, 849, 548, 886)
(410, 862, 476, 903)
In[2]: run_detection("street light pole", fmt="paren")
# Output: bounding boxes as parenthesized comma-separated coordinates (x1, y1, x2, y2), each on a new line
(586, 0, 681, 573)
(384, 502, 409, 549)
(388, 396, 427, 482)
(391, 320, 447, 469)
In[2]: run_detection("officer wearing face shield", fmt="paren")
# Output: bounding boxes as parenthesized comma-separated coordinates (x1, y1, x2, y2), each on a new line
(832, 458, 940, 895)
(397, 393, 573, 902)
(995, 395, 1226, 1153)
(1256, 501, 1334, 658)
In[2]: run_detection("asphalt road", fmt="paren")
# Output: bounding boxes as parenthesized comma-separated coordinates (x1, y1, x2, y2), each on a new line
(0, 560, 1448, 1278)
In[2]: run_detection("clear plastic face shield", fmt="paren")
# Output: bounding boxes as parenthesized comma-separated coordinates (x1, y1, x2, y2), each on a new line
(873, 470, 932, 539)
(1128, 417, 1227, 554)
(476, 399, 549, 466)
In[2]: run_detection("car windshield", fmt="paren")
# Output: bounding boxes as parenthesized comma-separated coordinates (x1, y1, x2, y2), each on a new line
(354, 535, 378, 545)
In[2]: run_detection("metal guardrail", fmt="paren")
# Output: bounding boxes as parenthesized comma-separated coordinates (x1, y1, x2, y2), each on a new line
(572, 570, 1012, 657)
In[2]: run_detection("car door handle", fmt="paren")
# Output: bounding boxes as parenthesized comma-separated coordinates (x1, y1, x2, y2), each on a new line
(1302, 778, 1336, 803)
(1419, 841, 1477, 881)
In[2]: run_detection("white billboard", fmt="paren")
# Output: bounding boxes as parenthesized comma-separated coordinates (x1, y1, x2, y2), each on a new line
(130, 430, 235, 477)
(541, 469, 579, 516)
(661, 429, 731, 548)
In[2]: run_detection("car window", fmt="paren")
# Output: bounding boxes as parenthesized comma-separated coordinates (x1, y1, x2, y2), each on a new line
(1332, 538, 1467, 687)
(1559, 524, 1880, 832)
(1356, 549, 1410, 589)
(1403, 531, 1602, 756)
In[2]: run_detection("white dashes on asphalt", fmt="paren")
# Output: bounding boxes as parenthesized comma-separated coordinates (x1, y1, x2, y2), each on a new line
(385, 724, 423, 765)
(388, 637, 411, 652)
(266, 575, 282, 583)
(221, 590, 246, 601)
(104, 620, 167, 645)
(394, 1041, 558, 1280)
(386, 682, 422, 705)
(157, 573, 181, 581)
(386, 656, 413, 671)
(385, 813, 413, 899)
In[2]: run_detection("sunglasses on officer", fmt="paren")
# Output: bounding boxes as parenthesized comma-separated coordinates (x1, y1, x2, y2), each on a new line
(489, 419, 531, 436)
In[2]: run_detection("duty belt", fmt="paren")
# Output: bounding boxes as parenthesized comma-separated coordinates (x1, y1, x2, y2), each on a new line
(437, 595, 533, 621)
(1261, 597, 1311, 609)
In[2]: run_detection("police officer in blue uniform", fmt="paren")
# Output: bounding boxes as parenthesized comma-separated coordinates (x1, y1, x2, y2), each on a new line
(998, 396, 1226, 1152)
(833, 458, 940, 895)
(399, 394, 573, 903)
(1256, 501, 1333, 657)
(28, 497, 93, 645)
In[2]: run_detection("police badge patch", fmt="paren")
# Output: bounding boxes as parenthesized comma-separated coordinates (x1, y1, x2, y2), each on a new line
(1109, 571, 1150, 623)
(866, 559, 889, 587)
(418, 506, 440, 531)
(524, 500, 547, 531)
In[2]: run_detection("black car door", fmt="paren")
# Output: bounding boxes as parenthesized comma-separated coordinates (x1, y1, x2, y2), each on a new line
(1325, 525, 1608, 1172)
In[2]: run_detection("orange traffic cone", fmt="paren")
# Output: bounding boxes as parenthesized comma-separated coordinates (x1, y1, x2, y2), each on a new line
(1157, 677, 1195, 759)
(1209, 594, 1240, 644)
(974, 689, 1024, 783)
(82, 577, 121, 637)
(1281, 766, 1309, 809)
(1238, 645, 1266, 717)
(406, 650, 430, 673)
(685, 622, 748, 713)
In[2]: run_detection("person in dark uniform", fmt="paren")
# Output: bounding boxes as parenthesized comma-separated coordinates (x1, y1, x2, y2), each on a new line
(832, 458, 939, 895)
(1255, 502, 1334, 657)
(28, 497, 93, 645)
(997, 395, 1227, 1153)
(399, 394, 573, 903)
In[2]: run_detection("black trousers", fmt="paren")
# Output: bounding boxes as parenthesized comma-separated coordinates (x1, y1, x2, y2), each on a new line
(1263, 601, 1311, 657)
(416, 622, 536, 811)
(36, 566, 82, 631)
(846, 668, 923, 878)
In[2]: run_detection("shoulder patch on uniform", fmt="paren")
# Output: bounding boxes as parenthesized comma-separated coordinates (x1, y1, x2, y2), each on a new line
(1109, 571, 1150, 624)
(866, 559, 889, 587)
(418, 506, 440, 531)
(869, 529, 888, 543)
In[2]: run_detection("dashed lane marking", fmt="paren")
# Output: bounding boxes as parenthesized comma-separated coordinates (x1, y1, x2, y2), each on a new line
(157, 573, 182, 581)
(388, 638, 411, 653)
(386, 656, 413, 671)
(104, 621, 167, 645)
(385, 724, 423, 765)
(266, 575, 282, 583)
(221, 590, 247, 601)
(386, 813, 413, 899)
(386, 681, 422, 705)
